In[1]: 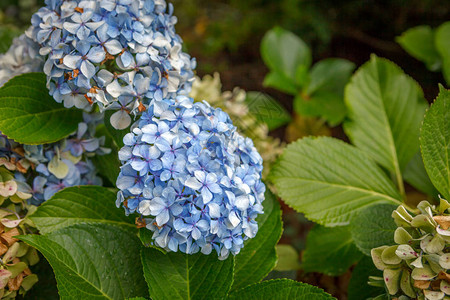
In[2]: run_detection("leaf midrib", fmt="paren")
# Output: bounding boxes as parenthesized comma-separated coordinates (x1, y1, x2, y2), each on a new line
(372, 60, 404, 197)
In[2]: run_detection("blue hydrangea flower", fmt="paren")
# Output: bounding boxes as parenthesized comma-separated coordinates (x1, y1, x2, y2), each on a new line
(116, 96, 265, 259)
(0, 31, 42, 87)
(0, 113, 108, 206)
(30, 0, 196, 129)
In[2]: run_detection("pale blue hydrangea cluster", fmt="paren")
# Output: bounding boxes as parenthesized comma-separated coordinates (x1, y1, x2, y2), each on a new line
(0, 31, 43, 87)
(116, 96, 265, 259)
(29, 0, 196, 130)
(0, 113, 108, 205)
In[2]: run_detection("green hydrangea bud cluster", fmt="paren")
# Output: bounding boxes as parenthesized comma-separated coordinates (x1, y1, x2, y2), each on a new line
(0, 167, 39, 299)
(371, 199, 450, 300)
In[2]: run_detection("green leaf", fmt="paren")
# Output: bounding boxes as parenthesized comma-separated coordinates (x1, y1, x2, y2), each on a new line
(344, 55, 428, 195)
(0, 73, 83, 144)
(104, 110, 130, 148)
(30, 186, 135, 234)
(435, 22, 450, 85)
(141, 247, 234, 300)
(245, 91, 291, 131)
(350, 203, 397, 256)
(261, 27, 312, 82)
(294, 91, 347, 126)
(263, 72, 298, 95)
(347, 256, 383, 300)
(403, 152, 438, 196)
(306, 58, 355, 95)
(270, 136, 402, 226)
(396, 25, 442, 71)
(0, 26, 22, 53)
(420, 88, 450, 200)
(302, 225, 363, 276)
(20, 223, 148, 300)
(227, 279, 335, 300)
(92, 124, 120, 187)
(274, 245, 300, 271)
(231, 189, 282, 291)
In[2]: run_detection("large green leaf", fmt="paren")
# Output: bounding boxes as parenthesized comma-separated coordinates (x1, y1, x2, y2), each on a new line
(403, 152, 438, 196)
(141, 247, 234, 300)
(435, 22, 450, 85)
(350, 203, 397, 256)
(270, 136, 402, 226)
(231, 189, 282, 291)
(0, 73, 82, 144)
(306, 58, 355, 96)
(246, 92, 291, 131)
(227, 279, 335, 300)
(302, 225, 363, 276)
(30, 186, 135, 234)
(20, 223, 148, 300)
(344, 55, 428, 195)
(347, 256, 383, 300)
(261, 27, 311, 83)
(396, 25, 442, 71)
(420, 88, 450, 200)
(92, 124, 120, 187)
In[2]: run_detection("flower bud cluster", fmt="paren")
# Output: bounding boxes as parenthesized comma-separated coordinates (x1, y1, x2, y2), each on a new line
(116, 96, 265, 259)
(371, 199, 450, 300)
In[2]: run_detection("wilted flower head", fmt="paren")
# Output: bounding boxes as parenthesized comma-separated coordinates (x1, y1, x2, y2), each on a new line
(30, 0, 196, 129)
(116, 96, 265, 259)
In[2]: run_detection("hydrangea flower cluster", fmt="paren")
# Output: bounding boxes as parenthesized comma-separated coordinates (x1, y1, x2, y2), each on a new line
(116, 96, 265, 259)
(0, 113, 107, 205)
(30, 0, 196, 129)
(0, 31, 43, 87)
(371, 199, 450, 300)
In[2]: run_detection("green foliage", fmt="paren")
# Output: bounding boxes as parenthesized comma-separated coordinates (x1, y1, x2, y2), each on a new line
(0, 26, 22, 53)
(231, 189, 282, 291)
(92, 124, 121, 186)
(245, 92, 291, 130)
(261, 26, 311, 85)
(436, 22, 450, 84)
(227, 279, 335, 300)
(347, 256, 383, 300)
(295, 58, 355, 125)
(30, 186, 135, 234)
(403, 152, 438, 196)
(20, 224, 148, 300)
(261, 27, 354, 126)
(344, 55, 428, 197)
(350, 204, 397, 256)
(270, 136, 402, 226)
(104, 110, 129, 148)
(302, 225, 363, 276)
(396, 25, 442, 71)
(420, 87, 450, 200)
(0, 73, 82, 144)
(274, 245, 300, 272)
(141, 247, 234, 300)
(398, 21, 450, 85)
